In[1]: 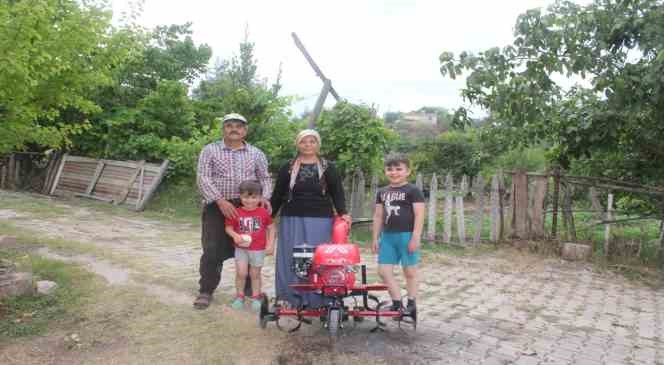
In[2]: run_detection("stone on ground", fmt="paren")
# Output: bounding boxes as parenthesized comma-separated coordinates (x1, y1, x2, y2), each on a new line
(561, 242, 592, 261)
(37, 280, 58, 295)
(0, 272, 34, 299)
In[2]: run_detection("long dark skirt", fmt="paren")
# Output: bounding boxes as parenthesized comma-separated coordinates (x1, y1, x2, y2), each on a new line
(275, 216, 333, 308)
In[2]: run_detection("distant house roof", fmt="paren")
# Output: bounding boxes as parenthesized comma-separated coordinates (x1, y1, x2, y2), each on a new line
(397, 111, 437, 125)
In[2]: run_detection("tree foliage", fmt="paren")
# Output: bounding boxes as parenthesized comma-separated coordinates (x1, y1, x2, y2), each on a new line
(0, 0, 133, 153)
(317, 101, 397, 176)
(411, 131, 481, 178)
(192, 32, 296, 172)
(440, 0, 664, 188)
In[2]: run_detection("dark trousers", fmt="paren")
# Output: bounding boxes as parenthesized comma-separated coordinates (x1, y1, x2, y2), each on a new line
(199, 201, 251, 296)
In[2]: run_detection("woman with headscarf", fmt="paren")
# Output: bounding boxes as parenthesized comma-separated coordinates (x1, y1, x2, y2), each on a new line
(270, 129, 351, 308)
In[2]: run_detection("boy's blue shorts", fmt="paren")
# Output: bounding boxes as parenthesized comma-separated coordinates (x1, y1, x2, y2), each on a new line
(378, 232, 420, 267)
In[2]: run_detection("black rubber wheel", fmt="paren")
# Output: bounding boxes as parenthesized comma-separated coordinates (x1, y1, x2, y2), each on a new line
(259, 296, 270, 329)
(328, 308, 340, 337)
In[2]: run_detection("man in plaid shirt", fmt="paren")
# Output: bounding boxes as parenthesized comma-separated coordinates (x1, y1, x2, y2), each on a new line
(194, 113, 273, 309)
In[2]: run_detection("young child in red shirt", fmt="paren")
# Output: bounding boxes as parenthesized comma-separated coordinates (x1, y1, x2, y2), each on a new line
(225, 180, 276, 311)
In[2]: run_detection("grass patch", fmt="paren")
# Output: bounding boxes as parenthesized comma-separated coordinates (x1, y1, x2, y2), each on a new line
(0, 221, 186, 293)
(0, 249, 96, 339)
(0, 192, 69, 218)
(143, 179, 202, 223)
(0, 221, 101, 255)
(0, 186, 200, 226)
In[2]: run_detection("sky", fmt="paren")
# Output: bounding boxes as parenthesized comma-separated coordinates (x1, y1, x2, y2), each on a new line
(111, 0, 561, 116)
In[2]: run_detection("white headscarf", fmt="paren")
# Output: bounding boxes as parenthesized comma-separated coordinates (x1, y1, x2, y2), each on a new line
(289, 129, 324, 192)
(295, 129, 321, 148)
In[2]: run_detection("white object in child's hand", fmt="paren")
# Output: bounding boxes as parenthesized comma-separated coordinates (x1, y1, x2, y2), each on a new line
(239, 234, 252, 247)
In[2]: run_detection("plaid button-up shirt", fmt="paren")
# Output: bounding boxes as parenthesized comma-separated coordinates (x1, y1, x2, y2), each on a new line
(196, 140, 272, 204)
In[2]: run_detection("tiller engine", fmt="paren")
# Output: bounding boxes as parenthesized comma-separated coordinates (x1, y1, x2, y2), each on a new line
(259, 218, 417, 335)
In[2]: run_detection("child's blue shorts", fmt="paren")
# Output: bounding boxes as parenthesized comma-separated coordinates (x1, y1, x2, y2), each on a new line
(378, 232, 420, 267)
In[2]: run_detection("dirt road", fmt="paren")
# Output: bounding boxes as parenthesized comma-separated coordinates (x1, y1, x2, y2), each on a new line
(1, 191, 663, 364)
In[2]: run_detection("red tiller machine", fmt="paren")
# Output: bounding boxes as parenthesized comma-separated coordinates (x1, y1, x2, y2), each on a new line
(259, 217, 417, 335)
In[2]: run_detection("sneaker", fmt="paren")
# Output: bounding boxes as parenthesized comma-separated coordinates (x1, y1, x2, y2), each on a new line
(405, 300, 417, 316)
(390, 301, 402, 312)
(390, 301, 402, 321)
(231, 296, 245, 310)
(250, 298, 262, 312)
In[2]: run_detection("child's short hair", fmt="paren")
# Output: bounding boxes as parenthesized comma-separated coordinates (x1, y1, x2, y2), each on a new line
(238, 180, 263, 196)
(384, 153, 410, 168)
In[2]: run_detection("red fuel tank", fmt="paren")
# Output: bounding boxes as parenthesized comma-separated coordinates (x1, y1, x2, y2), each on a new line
(313, 243, 360, 266)
(330, 216, 350, 244)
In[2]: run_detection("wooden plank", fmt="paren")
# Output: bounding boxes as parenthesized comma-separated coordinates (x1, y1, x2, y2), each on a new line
(604, 193, 614, 257)
(551, 167, 561, 238)
(443, 174, 453, 244)
(75, 193, 114, 203)
(427, 173, 438, 242)
(564, 173, 664, 192)
(589, 187, 603, 221)
(531, 175, 548, 238)
(13, 159, 20, 189)
(562, 184, 576, 240)
(49, 154, 68, 195)
(143, 165, 163, 174)
(416, 173, 423, 191)
(562, 178, 664, 197)
(473, 175, 485, 245)
(511, 170, 528, 239)
(56, 181, 89, 192)
(291, 32, 341, 102)
(62, 155, 99, 164)
(658, 221, 664, 265)
(135, 166, 146, 210)
(114, 160, 145, 205)
(498, 171, 506, 240)
(85, 162, 106, 195)
(370, 174, 378, 218)
(456, 175, 467, 245)
(7, 154, 15, 190)
(307, 79, 330, 128)
(135, 160, 169, 211)
(349, 171, 357, 218)
(355, 169, 365, 218)
(0, 164, 6, 189)
(41, 153, 58, 195)
(64, 155, 161, 171)
(490, 175, 500, 242)
(343, 174, 351, 214)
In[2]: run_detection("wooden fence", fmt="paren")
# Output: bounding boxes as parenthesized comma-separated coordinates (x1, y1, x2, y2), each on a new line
(345, 170, 511, 245)
(48, 154, 169, 211)
(344, 169, 664, 258)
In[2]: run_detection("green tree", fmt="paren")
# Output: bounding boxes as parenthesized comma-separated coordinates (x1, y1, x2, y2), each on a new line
(0, 0, 132, 153)
(192, 33, 295, 171)
(439, 0, 664, 188)
(317, 101, 397, 176)
(411, 130, 482, 178)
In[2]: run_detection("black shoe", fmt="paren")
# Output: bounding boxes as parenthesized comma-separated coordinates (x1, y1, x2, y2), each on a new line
(390, 302, 402, 321)
(405, 300, 416, 316)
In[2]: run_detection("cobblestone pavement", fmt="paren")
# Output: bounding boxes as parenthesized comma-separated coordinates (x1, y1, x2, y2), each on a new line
(1, 192, 663, 364)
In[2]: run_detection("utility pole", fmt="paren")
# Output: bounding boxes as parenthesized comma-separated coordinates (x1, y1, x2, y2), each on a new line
(291, 32, 341, 128)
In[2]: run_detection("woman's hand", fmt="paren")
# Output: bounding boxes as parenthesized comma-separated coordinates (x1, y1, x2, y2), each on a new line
(340, 214, 352, 227)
